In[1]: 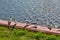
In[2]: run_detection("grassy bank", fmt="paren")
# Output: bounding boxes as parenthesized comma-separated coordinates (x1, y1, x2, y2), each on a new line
(0, 26, 60, 40)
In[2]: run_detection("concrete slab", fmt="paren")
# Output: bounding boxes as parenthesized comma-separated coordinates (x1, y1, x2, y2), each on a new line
(0, 20, 60, 35)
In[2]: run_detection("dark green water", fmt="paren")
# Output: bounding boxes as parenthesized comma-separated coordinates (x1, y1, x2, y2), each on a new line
(0, 0, 60, 26)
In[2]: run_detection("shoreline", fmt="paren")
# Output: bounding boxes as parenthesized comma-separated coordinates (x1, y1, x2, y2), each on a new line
(0, 20, 60, 35)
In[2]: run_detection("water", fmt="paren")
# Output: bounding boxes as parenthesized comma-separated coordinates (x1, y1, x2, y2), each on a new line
(0, 0, 60, 27)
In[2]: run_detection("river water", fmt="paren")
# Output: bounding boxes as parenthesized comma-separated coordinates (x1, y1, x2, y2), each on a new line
(0, 0, 60, 27)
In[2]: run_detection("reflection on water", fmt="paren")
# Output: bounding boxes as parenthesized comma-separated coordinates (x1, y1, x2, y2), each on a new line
(0, 0, 60, 27)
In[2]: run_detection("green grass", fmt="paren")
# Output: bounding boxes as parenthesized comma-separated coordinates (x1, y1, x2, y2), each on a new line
(0, 26, 60, 40)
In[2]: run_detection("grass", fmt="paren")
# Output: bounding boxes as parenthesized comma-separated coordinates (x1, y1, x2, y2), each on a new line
(0, 26, 60, 40)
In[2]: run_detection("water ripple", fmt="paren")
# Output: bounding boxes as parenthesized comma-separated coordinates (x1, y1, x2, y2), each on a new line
(0, 0, 60, 27)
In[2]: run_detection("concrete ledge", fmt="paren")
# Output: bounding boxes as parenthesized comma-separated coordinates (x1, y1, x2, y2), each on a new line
(0, 20, 60, 35)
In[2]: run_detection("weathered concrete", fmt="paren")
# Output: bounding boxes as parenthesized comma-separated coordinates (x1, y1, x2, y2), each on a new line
(0, 20, 60, 35)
